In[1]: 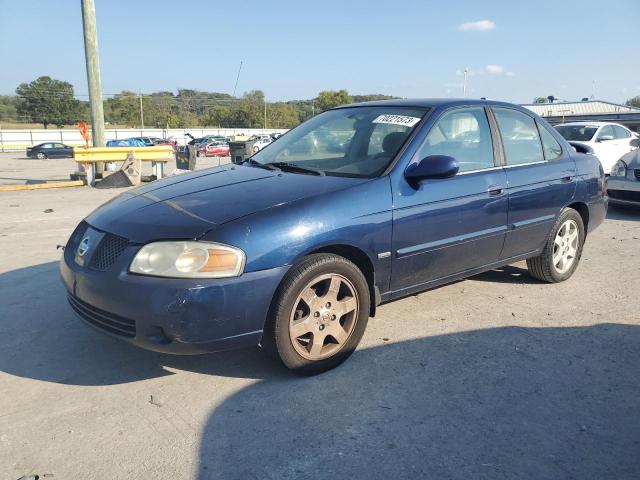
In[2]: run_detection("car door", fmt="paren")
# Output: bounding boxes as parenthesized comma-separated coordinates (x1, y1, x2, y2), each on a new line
(39, 143, 53, 157)
(592, 125, 619, 173)
(51, 143, 66, 158)
(491, 107, 576, 259)
(613, 125, 635, 156)
(390, 106, 509, 294)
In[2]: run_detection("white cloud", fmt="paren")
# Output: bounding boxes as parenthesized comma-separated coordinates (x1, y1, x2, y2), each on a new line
(458, 20, 495, 32)
(485, 65, 505, 75)
(506, 71, 515, 77)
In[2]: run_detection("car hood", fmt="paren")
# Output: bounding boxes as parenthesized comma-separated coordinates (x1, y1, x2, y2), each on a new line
(85, 164, 366, 243)
(621, 149, 640, 167)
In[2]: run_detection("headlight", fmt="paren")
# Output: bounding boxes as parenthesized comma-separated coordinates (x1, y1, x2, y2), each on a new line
(130, 241, 245, 278)
(611, 160, 627, 177)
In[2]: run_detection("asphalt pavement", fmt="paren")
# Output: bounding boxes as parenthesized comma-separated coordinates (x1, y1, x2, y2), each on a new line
(1, 155, 639, 479)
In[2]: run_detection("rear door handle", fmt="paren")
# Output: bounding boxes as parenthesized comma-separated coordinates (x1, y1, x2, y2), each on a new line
(488, 184, 504, 196)
(561, 171, 576, 183)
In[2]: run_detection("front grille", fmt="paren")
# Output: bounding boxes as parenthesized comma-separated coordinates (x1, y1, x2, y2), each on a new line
(89, 233, 129, 271)
(634, 169, 640, 180)
(68, 295, 136, 337)
(608, 189, 640, 202)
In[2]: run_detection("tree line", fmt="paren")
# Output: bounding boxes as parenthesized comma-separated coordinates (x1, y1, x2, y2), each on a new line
(1, 76, 396, 129)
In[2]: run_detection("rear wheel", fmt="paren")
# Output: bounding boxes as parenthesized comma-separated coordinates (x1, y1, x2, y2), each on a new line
(526, 208, 585, 283)
(36, 152, 47, 159)
(262, 254, 370, 375)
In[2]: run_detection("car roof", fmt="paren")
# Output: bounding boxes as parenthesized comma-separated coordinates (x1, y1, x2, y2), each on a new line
(335, 98, 521, 110)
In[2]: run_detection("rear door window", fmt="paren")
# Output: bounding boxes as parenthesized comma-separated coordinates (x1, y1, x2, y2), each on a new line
(536, 122, 562, 160)
(493, 108, 544, 165)
(613, 125, 631, 139)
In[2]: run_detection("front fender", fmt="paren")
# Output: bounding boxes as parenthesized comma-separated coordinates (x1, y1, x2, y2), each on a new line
(203, 176, 394, 291)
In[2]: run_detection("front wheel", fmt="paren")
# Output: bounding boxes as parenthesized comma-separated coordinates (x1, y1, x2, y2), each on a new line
(262, 253, 370, 375)
(526, 208, 585, 283)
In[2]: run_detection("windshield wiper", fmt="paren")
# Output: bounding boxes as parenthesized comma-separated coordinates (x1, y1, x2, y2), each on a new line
(242, 158, 280, 171)
(266, 162, 325, 176)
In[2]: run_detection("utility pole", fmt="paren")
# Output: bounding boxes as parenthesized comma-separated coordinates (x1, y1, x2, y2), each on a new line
(139, 91, 144, 129)
(462, 68, 468, 98)
(81, 0, 105, 148)
(264, 101, 267, 130)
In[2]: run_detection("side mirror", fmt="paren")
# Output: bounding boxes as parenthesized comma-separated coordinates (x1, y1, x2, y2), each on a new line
(630, 138, 640, 148)
(597, 135, 614, 142)
(405, 155, 459, 184)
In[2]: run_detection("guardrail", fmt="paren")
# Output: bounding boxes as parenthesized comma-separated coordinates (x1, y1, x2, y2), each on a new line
(0, 128, 289, 152)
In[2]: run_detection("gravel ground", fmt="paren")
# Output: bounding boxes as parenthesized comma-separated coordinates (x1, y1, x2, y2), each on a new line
(0, 157, 639, 479)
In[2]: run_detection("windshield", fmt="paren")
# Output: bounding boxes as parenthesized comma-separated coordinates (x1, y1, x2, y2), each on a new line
(555, 125, 598, 142)
(251, 106, 428, 177)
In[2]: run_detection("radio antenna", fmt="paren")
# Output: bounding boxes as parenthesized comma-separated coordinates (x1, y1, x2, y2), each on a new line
(233, 61, 243, 97)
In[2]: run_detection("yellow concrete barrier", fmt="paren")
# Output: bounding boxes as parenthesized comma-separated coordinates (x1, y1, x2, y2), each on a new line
(73, 146, 174, 186)
(73, 146, 174, 162)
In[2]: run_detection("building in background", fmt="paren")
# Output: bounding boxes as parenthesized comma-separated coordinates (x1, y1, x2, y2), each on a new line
(522, 100, 640, 132)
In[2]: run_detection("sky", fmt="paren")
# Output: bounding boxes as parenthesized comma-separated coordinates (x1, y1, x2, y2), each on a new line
(1, 0, 639, 104)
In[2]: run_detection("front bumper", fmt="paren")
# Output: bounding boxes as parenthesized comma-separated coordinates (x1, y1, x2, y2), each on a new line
(607, 174, 640, 207)
(60, 228, 288, 355)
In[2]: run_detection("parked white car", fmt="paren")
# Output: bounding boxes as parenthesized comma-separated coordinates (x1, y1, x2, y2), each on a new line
(555, 122, 638, 174)
(250, 134, 272, 153)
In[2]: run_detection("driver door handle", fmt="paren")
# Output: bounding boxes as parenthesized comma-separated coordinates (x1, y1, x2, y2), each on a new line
(488, 184, 504, 196)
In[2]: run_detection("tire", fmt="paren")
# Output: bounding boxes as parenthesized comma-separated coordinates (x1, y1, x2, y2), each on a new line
(262, 253, 370, 375)
(526, 208, 585, 283)
(36, 152, 46, 159)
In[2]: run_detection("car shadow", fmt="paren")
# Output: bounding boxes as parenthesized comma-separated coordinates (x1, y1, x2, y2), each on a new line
(470, 263, 542, 285)
(0, 261, 293, 385)
(607, 205, 640, 221)
(195, 323, 640, 479)
(2, 262, 639, 478)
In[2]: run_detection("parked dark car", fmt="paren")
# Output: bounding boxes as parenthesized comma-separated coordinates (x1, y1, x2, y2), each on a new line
(607, 145, 640, 207)
(61, 99, 606, 375)
(27, 142, 73, 159)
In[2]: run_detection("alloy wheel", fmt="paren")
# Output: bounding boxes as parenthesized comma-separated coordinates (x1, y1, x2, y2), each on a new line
(288, 273, 359, 360)
(552, 219, 579, 274)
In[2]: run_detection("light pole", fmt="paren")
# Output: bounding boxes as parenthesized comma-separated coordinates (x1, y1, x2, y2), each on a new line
(462, 68, 468, 98)
(139, 91, 144, 129)
(81, 0, 105, 147)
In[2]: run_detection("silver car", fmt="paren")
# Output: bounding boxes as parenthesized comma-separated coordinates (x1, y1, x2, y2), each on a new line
(608, 144, 640, 207)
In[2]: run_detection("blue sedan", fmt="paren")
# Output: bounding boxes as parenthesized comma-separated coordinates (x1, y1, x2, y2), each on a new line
(61, 99, 607, 375)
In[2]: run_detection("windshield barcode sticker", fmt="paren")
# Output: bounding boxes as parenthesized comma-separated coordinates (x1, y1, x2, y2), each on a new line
(372, 114, 421, 127)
